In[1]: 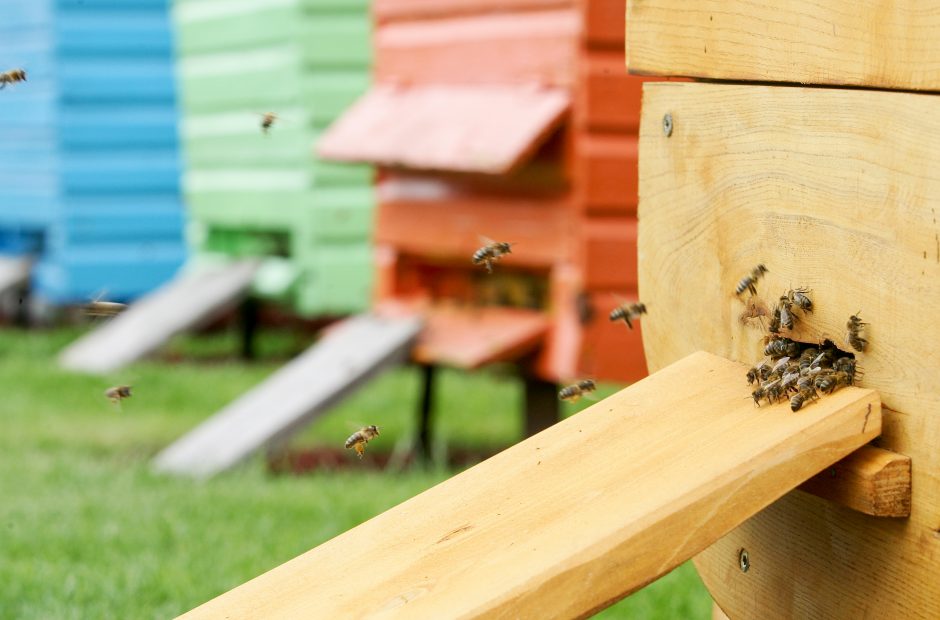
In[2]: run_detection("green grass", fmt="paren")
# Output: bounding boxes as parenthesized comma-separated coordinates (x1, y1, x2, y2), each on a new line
(0, 325, 711, 619)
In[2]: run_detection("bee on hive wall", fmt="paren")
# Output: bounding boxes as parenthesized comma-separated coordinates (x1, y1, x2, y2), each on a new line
(345, 425, 380, 459)
(846, 313, 868, 352)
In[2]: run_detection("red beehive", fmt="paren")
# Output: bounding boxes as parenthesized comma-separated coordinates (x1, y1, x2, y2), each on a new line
(320, 0, 650, 383)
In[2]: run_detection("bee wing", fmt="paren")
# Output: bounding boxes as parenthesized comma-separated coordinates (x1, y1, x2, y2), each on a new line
(478, 235, 496, 246)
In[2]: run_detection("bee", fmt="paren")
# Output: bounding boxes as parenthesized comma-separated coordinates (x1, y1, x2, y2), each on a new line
(259, 111, 278, 134)
(846, 313, 868, 352)
(764, 337, 800, 359)
(786, 288, 813, 313)
(609, 302, 647, 329)
(83, 299, 127, 317)
(798, 347, 819, 371)
(833, 357, 860, 384)
(761, 379, 787, 405)
(345, 425, 380, 459)
(472, 238, 514, 274)
(104, 385, 132, 404)
(558, 379, 597, 402)
(813, 370, 851, 395)
(790, 382, 818, 412)
(777, 295, 796, 330)
(767, 303, 782, 334)
(746, 361, 769, 385)
(735, 264, 768, 297)
(0, 68, 27, 89)
(810, 347, 836, 370)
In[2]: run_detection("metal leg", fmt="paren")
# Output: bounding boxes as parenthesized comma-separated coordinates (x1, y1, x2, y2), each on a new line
(416, 364, 436, 462)
(238, 297, 259, 360)
(524, 376, 559, 437)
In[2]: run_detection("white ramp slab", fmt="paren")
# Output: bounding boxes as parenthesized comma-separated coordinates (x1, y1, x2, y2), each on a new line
(0, 256, 30, 295)
(152, 313, 423, 478)
(58, 260, 261, 374)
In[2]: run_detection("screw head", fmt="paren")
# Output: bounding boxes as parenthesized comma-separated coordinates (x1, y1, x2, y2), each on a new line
(663, 113, 674, 137)
(738, 548, 750, 573)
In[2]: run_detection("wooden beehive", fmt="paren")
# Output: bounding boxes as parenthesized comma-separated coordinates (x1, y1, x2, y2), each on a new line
(628, 1, 940, 617)
(319, 0, 652, 382)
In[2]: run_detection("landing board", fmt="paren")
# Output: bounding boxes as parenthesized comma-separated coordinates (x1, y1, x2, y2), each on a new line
(176, 351, 879, 619)
(152, 313, 422, 478)
(58, 260, 261, 374)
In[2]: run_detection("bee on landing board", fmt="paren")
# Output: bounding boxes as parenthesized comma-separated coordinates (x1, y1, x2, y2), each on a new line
(0, 68, 26, 89)
(258, 112, 278, 134)
(104, 385, 132, 405)
(472, 238, 513, 274)
(558, 379, 597, 403)
(609, 301, 647, 329)
(345, 425, 380, 459)
(734, 264, 768, 298)
(846, 313, 868, 352)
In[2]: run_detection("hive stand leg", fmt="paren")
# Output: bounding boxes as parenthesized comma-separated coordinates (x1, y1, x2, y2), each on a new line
(238, 297, 259, 361)
(415, 364, 436, 462)
(523, 376, 559, 436)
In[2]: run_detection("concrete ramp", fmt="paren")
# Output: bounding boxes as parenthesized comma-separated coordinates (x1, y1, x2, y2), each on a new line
(58, 260, 261, 374)
(152, 313, 423, 478)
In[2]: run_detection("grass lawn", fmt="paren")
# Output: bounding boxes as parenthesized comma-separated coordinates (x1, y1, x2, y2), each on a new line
(0, 324, 711, 619)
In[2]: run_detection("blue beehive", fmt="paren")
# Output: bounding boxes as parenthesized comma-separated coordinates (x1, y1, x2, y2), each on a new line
(0, 0, 185, 304)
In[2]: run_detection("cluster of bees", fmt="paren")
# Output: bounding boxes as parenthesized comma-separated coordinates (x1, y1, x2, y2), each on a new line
(735, 264, 869, 412)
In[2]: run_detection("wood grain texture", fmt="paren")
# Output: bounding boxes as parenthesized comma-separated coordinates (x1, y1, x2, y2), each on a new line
(626, 0, 940, 91)
(58, 260, 261, 374)
(177, 351, 879, 620)
(799, 445, 911, 517)
(638, 82, 940, 618)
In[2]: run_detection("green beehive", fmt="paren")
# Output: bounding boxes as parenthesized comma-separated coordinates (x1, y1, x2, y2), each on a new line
(174, 0, 374, 316)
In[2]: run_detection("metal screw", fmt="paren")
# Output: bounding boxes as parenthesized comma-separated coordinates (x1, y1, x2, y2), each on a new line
(738, 548, 750, 573)
(662, 113, 674, 137)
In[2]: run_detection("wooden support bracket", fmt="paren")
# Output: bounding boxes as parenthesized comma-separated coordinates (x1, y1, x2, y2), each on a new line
(798, 445, 911, 517)
(177, 351, 880, 619)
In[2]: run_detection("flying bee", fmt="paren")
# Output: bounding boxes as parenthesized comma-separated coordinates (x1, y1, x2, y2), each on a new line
(786, 288, 813, 313)
(764, 337, 800, 359)
(790, 382, 818, 412)
(258, 111, 278, 134)
(558, 379, 597, 403)
(735, 264, 768, 297)
(472, 237, 514, 274)
(104, 385, 132, 404)
(0, 68, 26, 89)
(846, 313, 868, 352)
(345, 425, 380, 459)
(609, 301, 647, 329)
(776, 295, 796, 330)
(83, 298, 127, 317)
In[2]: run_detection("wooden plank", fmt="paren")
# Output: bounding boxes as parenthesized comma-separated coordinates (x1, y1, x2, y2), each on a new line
(374, 10, 579, 87)
(58, 260, 261, 374)
(638, 82, 940, 618)
(0, 256, 30, 296)
(626, 0, 940, 91)
(799, 445, 911, 517)
(317, 85, 570, 175)
(177, 351, 879, 619)
(578, 133, 638, 214)
(580, 216, 638, 289)
(152, 314, 423, 478)
(410, 304, 550, 368)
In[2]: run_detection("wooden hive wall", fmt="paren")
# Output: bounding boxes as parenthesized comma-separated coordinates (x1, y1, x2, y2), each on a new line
(628, 1, 940, 617)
